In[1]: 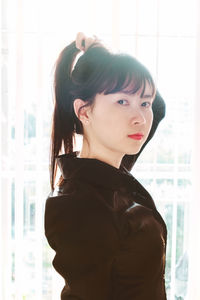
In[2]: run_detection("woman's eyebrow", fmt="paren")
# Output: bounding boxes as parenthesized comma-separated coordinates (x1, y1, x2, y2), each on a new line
(115, 92, 154, 100)
(141, 94, 153, 99)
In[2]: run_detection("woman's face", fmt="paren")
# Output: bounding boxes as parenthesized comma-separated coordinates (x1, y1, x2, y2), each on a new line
(77, 81, 155, 165)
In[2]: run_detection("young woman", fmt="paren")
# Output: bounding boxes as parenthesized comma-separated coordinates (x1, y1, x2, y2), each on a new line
(44, 32, 167, 300)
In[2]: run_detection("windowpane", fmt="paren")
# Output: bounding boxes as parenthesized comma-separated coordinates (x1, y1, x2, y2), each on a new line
(1, 0, 198, 299)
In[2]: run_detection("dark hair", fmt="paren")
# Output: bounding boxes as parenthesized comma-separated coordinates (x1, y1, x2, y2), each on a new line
(50, 39, 158, 191)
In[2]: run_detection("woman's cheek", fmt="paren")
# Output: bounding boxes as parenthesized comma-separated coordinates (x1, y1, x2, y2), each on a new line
(146, 111, 153, 132)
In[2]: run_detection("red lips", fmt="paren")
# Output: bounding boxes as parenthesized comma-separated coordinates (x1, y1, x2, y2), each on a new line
(128, 133, 144, 140)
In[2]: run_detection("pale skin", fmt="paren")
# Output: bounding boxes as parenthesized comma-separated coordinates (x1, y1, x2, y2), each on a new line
(73, 81, 155, 169)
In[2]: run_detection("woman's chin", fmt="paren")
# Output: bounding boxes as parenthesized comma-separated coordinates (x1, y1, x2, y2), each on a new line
(125, 146, 143, 156)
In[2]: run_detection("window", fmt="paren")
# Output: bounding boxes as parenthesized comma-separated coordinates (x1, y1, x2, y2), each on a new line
(1, 0, 199, 299)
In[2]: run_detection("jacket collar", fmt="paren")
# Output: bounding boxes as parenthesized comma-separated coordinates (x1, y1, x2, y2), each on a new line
(56, 151, 157, 211)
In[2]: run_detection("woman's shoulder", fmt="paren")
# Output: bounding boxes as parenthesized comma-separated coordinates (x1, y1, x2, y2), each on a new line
(44, 180, 120, 256)
(45, 178, 119, 232)
(46, 177, 113, 214)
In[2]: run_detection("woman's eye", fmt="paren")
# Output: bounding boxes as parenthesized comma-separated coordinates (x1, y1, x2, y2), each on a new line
(117, 99, 128, 105)
(141, 101, 152, 108)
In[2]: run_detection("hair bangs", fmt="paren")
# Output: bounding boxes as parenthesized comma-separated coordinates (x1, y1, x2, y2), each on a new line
(94, 56, 155, 98)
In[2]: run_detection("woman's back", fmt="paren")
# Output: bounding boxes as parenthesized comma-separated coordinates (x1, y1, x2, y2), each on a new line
(45, 152, 167, 299)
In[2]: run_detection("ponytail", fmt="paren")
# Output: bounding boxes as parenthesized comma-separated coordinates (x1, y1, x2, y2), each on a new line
(50, 41, 80, 192)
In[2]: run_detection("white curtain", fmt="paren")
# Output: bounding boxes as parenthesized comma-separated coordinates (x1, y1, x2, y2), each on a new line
(1, 0, 199, 299)
(186, 0, 200, 299)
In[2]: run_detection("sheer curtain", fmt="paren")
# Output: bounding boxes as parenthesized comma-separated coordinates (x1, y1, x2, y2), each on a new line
(0, 0, 199, 299)
(187, 0, 200, 298)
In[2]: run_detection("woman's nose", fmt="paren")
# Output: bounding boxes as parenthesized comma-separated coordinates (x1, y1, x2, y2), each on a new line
(130, 107, 146, 125)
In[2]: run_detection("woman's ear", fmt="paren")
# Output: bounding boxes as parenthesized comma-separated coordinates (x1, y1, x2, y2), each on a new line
(73, 99, 91, 125)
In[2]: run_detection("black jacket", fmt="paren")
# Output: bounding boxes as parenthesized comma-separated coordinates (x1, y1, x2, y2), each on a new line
(44, 92, 167, 300)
